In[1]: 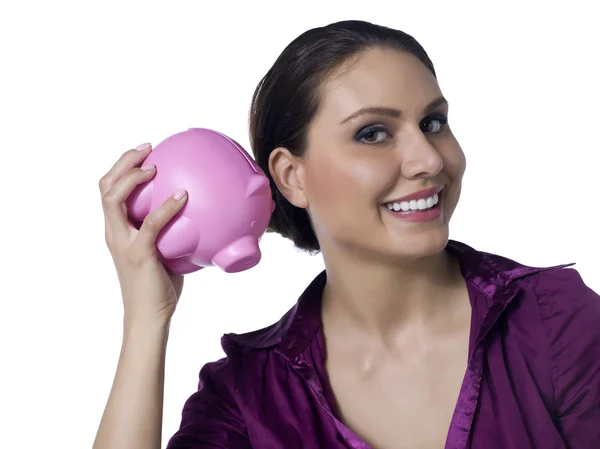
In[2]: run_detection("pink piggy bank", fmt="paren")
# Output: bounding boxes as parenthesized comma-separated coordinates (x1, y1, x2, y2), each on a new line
(126, 128, 275, 275)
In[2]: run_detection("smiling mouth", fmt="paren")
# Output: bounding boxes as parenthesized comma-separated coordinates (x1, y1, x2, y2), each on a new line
(383, 189, 442, 214)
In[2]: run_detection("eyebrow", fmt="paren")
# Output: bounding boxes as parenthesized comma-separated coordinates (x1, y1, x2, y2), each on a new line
(339, 96, 448, 125)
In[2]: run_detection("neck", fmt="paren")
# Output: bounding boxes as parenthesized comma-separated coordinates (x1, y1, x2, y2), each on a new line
(321, 244, 465, 342)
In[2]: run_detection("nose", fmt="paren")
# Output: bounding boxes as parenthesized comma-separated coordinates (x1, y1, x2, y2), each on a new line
(399, 130, 444, 179)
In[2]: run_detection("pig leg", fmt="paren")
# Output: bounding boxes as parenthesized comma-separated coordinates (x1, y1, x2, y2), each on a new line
(211, 235, 261, 273)
(163, 257, 203, 275)
(156, 216, 200, 260)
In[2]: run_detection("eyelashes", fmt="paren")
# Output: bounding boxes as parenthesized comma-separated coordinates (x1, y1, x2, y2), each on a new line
(353, 113, 449, 145)
(354, 125, 390, 144)
(421, 113, 449, 133)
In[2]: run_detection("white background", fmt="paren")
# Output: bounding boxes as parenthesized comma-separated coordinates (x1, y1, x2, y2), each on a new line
(1, 1, 598, 448)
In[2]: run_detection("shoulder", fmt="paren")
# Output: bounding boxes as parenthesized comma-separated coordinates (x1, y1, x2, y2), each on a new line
(515, 266, 600, 362)
(517, 266, 600, 405)
(490, 249, 600, 344)
(219, 303, 297, 355)
(450, 240, 600, 350)
(198, 325, 282, 388)
(453, 241, 600, 426)
(526, 267, 600, 434)
(528, 267, 600, 362)
(531, 266, 600, 324)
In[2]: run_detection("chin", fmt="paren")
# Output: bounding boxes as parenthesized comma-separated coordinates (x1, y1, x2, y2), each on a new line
(331, 225, 449, 266)
(378, 224, 450, 263)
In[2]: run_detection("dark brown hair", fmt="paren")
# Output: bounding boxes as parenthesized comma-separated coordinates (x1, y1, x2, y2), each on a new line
(249, 20, 436, 252)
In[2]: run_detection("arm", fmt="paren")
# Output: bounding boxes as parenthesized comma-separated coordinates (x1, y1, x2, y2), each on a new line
(93, 319, 171, 449)
(537, 268, 600, 448)
(93, 319, 252, 449)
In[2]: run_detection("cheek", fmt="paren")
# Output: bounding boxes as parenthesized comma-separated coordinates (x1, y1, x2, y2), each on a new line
(304, 154, 389, 209)
(455, 148, 467, 176)
(304, 158, 386, 238)
(443, 137, 467, 176)
(441, 141, 466, 213)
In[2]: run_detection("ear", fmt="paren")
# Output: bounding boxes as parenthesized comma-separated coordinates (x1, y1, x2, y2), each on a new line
(268, 147, 308, 209)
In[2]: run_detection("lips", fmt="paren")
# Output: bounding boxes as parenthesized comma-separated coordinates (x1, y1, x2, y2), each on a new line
(382, 187, 444, 222)
(384, 185, 445, 204)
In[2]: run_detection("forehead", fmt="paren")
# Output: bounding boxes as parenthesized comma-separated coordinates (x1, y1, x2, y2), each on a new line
(319, 48, 442, 118)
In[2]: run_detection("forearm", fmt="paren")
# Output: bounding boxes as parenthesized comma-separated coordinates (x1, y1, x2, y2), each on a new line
(93, 319, 171, 449)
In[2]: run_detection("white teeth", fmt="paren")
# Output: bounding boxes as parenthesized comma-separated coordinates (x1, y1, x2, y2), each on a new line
(385, 192, 440, 213)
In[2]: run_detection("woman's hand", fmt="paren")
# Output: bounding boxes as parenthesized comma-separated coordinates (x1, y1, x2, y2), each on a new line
(99, 143, 188, 324)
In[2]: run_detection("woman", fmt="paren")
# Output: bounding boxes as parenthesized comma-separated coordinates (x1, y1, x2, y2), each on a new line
(93, 20, 600, 449)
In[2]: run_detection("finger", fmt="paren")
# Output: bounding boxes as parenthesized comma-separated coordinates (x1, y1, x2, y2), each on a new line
(98, 143, 152, 195)
(136, 189, 188, 248)
(102, 165, 157, 240)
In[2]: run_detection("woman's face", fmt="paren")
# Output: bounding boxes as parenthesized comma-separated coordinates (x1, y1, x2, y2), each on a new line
(273, 48, 466, 261)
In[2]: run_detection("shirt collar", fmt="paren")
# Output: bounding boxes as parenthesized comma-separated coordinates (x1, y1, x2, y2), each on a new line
(225, 240, 573, 358)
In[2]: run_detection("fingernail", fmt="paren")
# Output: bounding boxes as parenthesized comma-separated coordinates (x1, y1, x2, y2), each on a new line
(173, 189, 187, 200)
(141, 164, 155, 171)
(136, 143, 151, 151)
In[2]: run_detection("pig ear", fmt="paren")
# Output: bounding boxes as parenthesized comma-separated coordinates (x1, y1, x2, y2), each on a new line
(246, 174, 270, 198)
(156, 216, 199, 259)
(126, 181, 154, 222)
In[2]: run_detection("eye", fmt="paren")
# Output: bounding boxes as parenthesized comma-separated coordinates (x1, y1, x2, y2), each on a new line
(354, 125, 391, 144)
(420, 113, 448, 134)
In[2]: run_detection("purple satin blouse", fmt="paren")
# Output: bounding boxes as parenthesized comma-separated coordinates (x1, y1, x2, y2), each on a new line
(166, 240, 600, 448)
